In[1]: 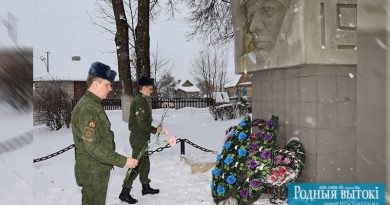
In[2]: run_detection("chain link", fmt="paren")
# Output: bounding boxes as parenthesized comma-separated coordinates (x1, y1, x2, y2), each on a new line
(182, 138, 218, 154)
(33, 144, 75, 163)
(33, 138, 217, 163)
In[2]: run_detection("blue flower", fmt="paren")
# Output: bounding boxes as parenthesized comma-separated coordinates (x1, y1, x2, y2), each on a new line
(216, 154, 221, 162)
(230, 130, 236, 137)
(224, 141, 232, 150)
(226, 175, 237, 185)
(238, 148, 248, 157)
(224, 156, 234, 165)
(212, 168, 221, 177)
(239, 120, 247, 127)
(238, 132, 248, 141)
(217, 185, 225, 195)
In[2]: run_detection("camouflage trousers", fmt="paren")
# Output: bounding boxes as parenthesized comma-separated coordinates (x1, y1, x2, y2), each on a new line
(75, 165, 110, 205)
(122, 141, 151, 189)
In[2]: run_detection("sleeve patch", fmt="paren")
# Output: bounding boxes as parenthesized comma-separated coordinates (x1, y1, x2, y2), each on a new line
(135, 108, 145, 121)
(88, 120, 96, 128)
(82, 127, 95, 142)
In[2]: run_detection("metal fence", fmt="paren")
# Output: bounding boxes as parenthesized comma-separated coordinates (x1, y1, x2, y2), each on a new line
(72, 97, 213, 110)
(152, 97, 213, 109)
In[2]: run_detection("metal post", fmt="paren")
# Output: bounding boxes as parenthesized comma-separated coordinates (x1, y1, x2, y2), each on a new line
(180, 139, 185, 155)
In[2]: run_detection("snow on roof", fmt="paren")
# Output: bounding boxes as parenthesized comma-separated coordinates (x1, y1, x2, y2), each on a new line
(33, 61, 119, 82)
(238, 81, 252, 86)
(174, 80, 200, 93)
(224, 74, 241, 88)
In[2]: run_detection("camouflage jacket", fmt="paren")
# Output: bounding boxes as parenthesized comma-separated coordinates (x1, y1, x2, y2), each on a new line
(128, 94, 157, 144)
(71, 91, 127, 172)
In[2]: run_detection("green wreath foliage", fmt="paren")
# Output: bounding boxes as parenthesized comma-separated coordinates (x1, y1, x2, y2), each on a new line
(211, 115, 305, 205)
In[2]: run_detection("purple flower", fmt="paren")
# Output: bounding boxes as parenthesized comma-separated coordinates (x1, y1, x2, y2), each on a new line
(261, 149, 271, 159)
(266, 119, 273, 128)
(264, 133, 272, 141)
(247, 160, 258, 169)
(283, 157, 291, 164)
(239, 189, 249, 198)
(250, 144, 259, 152)
(275, 154, 283, 160)
(250, 179, 262, 188)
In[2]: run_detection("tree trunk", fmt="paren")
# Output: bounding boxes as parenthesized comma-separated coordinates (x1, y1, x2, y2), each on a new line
(112, 0, 133, 95)
(112, 0, 133, 122)
(135, 0, 151, 78)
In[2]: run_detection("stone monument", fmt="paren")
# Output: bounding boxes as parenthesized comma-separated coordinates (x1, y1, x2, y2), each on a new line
(232, 0, 357, 182)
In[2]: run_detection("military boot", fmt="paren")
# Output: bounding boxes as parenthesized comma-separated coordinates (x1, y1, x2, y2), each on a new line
(142, 183, 160, 195)
(119, 187, 138, 204)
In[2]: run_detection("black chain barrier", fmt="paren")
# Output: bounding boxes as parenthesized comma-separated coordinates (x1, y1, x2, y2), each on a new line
(181, 138, 217, 154)
(33, 144, 75, 163)
(33, 138, 216, 163)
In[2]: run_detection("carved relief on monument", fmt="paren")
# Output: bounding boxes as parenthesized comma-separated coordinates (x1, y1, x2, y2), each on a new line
(237, 0, 292, 72)
(233, 0, 357, 74)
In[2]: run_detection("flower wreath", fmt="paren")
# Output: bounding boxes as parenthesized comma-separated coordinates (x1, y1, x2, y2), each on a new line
(211, 115, 306, 205)
(234, 116, 279, 205)
(211, 116, 252, 203)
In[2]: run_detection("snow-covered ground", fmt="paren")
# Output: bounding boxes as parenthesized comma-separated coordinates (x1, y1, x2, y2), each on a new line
(31, 108, 280, 204)
(0, 103, 33, 205)
(0, 105, 281, 204)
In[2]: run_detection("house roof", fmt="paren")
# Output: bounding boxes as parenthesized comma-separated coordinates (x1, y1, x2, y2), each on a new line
(224, 75, 241, 88)
(33, 61, 119, 82)
(174, 79, 200, 93)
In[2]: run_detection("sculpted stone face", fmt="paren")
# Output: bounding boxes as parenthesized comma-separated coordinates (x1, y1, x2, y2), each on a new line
(242, 0, 290, 63)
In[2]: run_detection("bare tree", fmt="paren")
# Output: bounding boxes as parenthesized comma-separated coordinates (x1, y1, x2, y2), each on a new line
(157, 71, 176, 97)
(191, 47, 228, 98)
(34, 80, 72, 130)
(150, 43, 174, 85)
(184, 0, 233, 46)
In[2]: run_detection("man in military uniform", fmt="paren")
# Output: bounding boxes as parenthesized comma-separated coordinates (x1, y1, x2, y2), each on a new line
(119, 76, 162, 204)
(71, 62, 139, 205)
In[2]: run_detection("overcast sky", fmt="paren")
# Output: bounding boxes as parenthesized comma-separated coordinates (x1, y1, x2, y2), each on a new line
(0, 0, 33, 47)
(30, 0, 236, 82)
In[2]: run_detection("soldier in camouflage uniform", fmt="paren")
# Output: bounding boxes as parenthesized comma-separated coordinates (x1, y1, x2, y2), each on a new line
(71, 62, 138, 205)
(119, 76, 162, 204)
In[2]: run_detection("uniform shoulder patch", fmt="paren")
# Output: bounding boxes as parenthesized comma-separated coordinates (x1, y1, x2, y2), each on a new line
(82, 120, 96, 142)
(136, 107, 145, 121)
(82, 127, 95, 142)
(88, 120, 96, 128)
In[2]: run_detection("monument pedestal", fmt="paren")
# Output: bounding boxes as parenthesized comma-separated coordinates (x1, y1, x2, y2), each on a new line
(232, 0, 358, 182)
